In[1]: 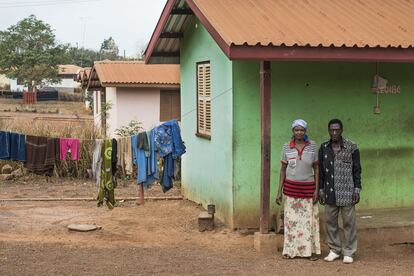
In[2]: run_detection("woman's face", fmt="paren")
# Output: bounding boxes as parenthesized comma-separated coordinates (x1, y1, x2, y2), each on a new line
(293, 126, 306, 140)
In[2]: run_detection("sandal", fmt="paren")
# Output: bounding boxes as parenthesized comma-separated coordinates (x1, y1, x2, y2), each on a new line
(309, 256, 319, 261)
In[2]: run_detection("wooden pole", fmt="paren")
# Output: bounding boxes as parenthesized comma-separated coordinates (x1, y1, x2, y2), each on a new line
(260, 60, 271, 234)
(136, 183, 145, 205)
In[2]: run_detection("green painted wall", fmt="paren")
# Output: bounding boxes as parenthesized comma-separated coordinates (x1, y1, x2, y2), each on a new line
(180, 18, 235, 226)
(233, 61, 414, 228)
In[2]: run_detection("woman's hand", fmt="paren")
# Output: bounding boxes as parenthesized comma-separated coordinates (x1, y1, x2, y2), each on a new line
(312, 190, 318, 204)
(276, 193, 283, 205)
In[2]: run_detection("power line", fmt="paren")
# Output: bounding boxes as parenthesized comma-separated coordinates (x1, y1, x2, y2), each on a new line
(180, 74, 257, 119)
(0, 0, 104, 8)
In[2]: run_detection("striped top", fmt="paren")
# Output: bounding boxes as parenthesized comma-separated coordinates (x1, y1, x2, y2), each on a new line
(281, 139, 318, 198)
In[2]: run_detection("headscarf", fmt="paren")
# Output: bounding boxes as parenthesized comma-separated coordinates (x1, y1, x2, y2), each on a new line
(291, 119, 307, 130)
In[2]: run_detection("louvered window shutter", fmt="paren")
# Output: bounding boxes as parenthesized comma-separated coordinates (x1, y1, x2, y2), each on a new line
(197, 63, 211, 137)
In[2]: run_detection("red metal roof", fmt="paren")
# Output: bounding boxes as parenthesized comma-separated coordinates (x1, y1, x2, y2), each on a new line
(92, 61, 180, 87)
(145, 0, 414, 62)
(191, 0, 414, 48)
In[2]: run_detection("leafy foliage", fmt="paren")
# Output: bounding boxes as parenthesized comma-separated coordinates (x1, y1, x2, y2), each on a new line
(99, 36, 120, 60)
(63, 46, 100, 68)
(0, 15, 67, 91)
(115, 120, 143, 137)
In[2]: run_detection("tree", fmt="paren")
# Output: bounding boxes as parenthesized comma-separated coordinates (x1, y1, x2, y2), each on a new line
(0, 15, 67, 91)
(99, 36, 120, 60)
(63, 46, 100, 67)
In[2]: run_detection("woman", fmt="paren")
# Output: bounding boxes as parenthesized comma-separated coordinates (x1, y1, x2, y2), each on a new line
(276, 119, 321, 260)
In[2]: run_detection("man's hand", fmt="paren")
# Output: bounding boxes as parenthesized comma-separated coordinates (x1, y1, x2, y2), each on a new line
(275, 194, 283, 205)
(319, 190, 325, 205)
(352, 192, 360, 204)
(312, 190, 318, 204)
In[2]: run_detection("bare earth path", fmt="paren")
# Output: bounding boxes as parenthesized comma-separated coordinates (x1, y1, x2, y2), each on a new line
(0, 179, 413, 275)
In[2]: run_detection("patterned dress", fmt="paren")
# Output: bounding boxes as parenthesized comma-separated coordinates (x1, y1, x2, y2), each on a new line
(281, 139, 321, 258)
(97, 139, 116, 209)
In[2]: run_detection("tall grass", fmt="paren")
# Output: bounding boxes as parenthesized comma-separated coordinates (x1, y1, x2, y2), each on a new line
(0, 117, 101, 178)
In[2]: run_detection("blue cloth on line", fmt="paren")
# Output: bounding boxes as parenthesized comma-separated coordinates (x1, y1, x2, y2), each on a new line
(161, 154, 175, 193)
(0, 131, 11, 159)
(132, 134, 147, 185)
(154, 120, 186, 159)
(10, 132, 26, 161)
(132, 131, 159, 188)
(146, 128, 159, 185)
(154, 120, 186, 192)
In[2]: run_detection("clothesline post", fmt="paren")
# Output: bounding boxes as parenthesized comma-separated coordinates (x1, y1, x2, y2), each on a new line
(137, 183, 145, 205)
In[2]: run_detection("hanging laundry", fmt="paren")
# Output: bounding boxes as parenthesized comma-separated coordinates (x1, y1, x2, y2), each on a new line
(97, 139, 116, 209)
(145, 128, 159, 186)
(116, 136, 133, 175)
(25, 136, 59, 176)
(92, 139, 103, 188)
(154, 120, 186, 192)
(112, 138, 118, 175)
(137, 132, 149, 152)
(0, 131, 10, 160)
(132, 134, 148, 186)
(60, 138, 80, 160)
(0, 131, 26, 161)
(10, 132, 26, 161)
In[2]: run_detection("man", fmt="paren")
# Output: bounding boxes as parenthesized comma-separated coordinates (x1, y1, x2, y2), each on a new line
(319, 119, 361, 264)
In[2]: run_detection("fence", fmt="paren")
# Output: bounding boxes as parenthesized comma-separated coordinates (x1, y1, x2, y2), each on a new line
(0, 91, 59, 102)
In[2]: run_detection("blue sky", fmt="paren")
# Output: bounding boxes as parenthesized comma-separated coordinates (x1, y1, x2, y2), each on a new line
(0, 0, 167, 57)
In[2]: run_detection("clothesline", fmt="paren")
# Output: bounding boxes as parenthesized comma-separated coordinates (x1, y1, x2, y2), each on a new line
(0, 119, 176, 141)
(1, 119, 186, 210)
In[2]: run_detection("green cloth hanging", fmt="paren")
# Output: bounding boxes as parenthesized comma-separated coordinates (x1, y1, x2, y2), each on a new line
(97, 139, 117, 208)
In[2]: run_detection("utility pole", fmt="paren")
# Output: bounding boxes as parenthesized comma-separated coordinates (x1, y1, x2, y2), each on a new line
(79, 17, 93, 67)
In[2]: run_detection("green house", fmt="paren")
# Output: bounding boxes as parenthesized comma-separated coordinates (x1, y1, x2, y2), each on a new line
(145, 0, 414, 229)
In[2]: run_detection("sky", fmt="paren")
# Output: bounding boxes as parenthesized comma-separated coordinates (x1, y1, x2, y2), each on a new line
(0, 0, 167, 57)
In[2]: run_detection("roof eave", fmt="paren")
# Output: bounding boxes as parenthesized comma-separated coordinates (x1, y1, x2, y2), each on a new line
(101, 83, 180, 89)
(228, 45, 414, 63)
(144, 0, 177, 64)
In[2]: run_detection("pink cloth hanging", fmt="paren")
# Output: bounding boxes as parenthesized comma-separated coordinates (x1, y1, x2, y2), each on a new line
(59, 138, 80, 160)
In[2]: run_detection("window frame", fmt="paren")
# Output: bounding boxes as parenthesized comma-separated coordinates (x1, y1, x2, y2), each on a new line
(195, 61, 212, 140)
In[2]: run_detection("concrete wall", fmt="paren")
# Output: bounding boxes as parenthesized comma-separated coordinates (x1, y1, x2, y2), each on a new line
(106, 87, 118, 138)
(180, 18, 235, 227)
(93, 90, 102, 131)
(115, 87, 161, 134)
(232, 61, 414, 228)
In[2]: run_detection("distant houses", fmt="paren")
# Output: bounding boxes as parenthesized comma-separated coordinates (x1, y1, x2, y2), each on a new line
(9, 64, 82, 93)
(86, 60, 180, 137)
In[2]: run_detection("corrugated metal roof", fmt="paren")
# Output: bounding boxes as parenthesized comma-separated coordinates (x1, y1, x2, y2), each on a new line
(93, 61, 180, 86)
(192, 0, 414, 48)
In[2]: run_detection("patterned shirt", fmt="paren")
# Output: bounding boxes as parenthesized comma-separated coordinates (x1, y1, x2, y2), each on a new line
(318, 138, 362, 206)
(281, 139, 318, 198)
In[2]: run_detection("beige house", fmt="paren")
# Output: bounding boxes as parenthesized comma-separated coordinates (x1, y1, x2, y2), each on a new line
(52, 65, 82, 93)
(87, 61, 180, 137)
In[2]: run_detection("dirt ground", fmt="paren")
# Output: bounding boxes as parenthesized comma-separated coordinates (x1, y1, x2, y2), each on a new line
(0, 179, 413, 276)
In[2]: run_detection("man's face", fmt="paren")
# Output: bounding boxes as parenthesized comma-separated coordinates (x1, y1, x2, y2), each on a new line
(329, 123, 342, 142)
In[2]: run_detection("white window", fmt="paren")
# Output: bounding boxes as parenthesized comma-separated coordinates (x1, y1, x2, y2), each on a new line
(196, 62, 211, 138)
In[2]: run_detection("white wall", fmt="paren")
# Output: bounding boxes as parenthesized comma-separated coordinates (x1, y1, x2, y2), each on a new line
(10, 79, 25, 92)
(93, 90, 102, 130)
(108, 87, 161, 137)
(106, 87, 118, 138)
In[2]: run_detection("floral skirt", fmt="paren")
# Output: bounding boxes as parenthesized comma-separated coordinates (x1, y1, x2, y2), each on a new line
(282, 196, 321, 258)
